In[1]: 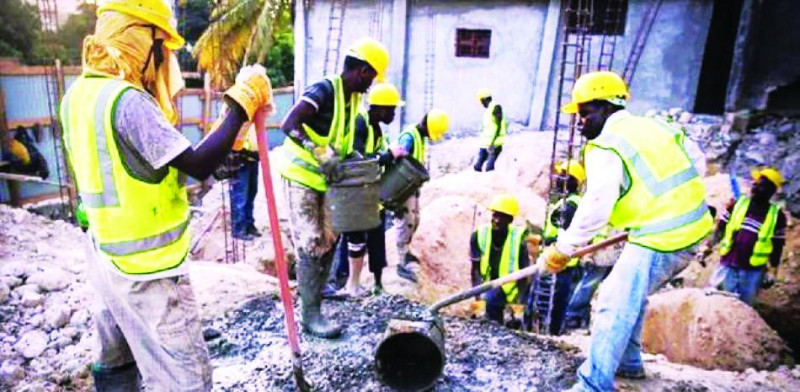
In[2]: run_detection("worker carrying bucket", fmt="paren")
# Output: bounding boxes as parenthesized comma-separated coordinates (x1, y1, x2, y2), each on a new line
(274, 37, 391, 339)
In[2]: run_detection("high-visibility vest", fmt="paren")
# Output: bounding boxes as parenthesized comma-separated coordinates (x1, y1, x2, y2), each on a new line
(60, 75, 190, 275)
(274, 76, 360, 192)
(476, 224, 526, 303)
(481, 102, 508, 148)
(585, 113, 713, 252)
(339, 111, 389, 157)
(719, 196, 780, 267)
(543, 194, 582, 241)
(400, 125, 426, 164)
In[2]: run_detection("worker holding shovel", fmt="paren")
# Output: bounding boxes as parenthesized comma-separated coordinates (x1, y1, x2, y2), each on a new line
(546, 71, 713, 391)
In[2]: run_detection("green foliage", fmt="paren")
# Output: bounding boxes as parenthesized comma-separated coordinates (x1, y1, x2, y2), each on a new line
(265, 30, 293, 87)
(0, 0, 42, 60)
(179, 0, 211, 44)
(32, 3, 97, 65)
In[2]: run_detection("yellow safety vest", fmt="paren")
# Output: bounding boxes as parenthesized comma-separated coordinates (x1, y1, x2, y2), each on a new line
(543, 194, 582, 268)
(481, 102, 508, 148)
(476, 224, 526, 303)
(400, 125, 426, 164)
(585, 113, 713, 252)
(719, 196, 780, 267)
(274, 76, 360, 192)
(233, 124, 258, 152)
(60, 75, 190, 275)
(338, 111, 389, 157)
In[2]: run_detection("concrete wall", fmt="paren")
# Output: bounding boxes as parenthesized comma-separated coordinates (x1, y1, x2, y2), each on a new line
(542, 0, 714, 129)
(726, 0, 800, 112)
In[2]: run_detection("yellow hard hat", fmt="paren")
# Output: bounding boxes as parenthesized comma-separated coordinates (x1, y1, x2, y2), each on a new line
(477, 88, 492, 101)
(556, 160, 587, 184)
(751, 166, 784, 189)
(561, 71, 630, 114)
(426, 109, 450, 141)
(368, 83, 405, 107)
(488, 194, 520, 217)
(347, 38, 390, 82)
(98, 0, 185, 50)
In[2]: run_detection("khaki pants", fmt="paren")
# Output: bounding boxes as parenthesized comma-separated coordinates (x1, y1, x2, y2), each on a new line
(282, 179, 336, 259)
(85, 237, 212, 391)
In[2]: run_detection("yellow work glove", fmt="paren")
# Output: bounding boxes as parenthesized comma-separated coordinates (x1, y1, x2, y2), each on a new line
(470, 300, 486, 318)
(525, 234, 542, 260)
(224, 64, 273, 121)
(540, 245, 571, 274)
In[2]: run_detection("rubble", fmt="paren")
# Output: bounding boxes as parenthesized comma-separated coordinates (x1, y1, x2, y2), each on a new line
(15, 330, 49, 359)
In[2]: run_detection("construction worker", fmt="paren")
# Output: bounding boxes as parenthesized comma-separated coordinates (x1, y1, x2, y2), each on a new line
(541, 160, 586, 335)
(394, 108, 450, 282)
(470, 194, 530, 324)
(713, 167, 786, 305)
(275, 38, 389, 338)
(473, 88, 508, 172)
(60, 1, 273, 390)
(1, 126, 49, 179)
(545, 71, 713, 390)
(562, 227, 617, 331)
(230, 123, 268, 240)
(333, 83, 407, 296)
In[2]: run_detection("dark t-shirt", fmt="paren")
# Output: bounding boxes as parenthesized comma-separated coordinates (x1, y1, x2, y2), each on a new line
(300, 79, 352, 137)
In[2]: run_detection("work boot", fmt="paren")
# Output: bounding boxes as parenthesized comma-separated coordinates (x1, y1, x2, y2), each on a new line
(616, 367, 646, 380)
(396, 263, 418, 283)
(297, 252, 343, 339)
(92, 362, 141, 392)
(246, 224, 262, 237)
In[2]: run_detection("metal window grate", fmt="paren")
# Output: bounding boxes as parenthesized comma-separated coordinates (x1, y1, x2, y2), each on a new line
(455, 29, 491, 58)
(566, 0, 628, 36)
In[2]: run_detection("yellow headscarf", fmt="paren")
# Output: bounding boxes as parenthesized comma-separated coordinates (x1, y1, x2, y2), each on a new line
(82, 11, 184, 124)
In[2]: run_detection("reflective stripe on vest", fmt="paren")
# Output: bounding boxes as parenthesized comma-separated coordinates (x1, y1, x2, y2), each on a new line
(476, 225, 526, 303)
(481, 102, 508, 147)
(401, 125, 426, 164)
(60, 75, 190, 275)
(275, 76, 360, 192)
(719, 196, 780, 267)
(586, 113, 713, 251)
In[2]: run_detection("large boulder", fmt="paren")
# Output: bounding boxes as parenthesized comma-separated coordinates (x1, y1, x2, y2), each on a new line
(642, 288, 788, 371)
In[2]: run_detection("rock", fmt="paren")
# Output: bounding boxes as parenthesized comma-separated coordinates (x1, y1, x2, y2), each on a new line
(51, 337, 73, 350)
(678, 111, 694, 124)
(29, 314, 44, 328)
(69, 309, 91, 327)
(44, 306, 71, 330)
(0, 360, 25, 381)
(1, 276, 23, 289)
(60, 327, 79, 341)
(1, 261, 32, 278)
(27, 269, 70, 292)
(642, 288, 787, 371)
(792, 366, 800, 379)
(21, 291, 44, 308)
(0, 280, 9, 304)
(15, 330, 49, 359)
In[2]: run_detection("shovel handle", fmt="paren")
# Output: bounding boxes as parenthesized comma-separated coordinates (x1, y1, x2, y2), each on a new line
(427, 233, 628, 313)
(254, 109, 310, 391)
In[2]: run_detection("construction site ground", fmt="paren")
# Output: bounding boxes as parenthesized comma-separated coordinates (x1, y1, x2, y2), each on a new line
(2, 132, 799, 391)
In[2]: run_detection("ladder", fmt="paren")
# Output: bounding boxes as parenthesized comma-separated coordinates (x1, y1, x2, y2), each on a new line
(622, 0, 663, 85)
(43, 59, 71, 219)
(422, 11, 437, 111)
(595, 0, 626, 70)
(530, 0, 594, 335)
(322, 0, 348, 76)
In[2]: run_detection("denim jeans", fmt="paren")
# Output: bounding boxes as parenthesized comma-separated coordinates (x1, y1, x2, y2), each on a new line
(473, 146, 503, 172)
(721, 266, 764, 305)
(570, 243, 694, 392)
(551, 266, 581, 335)
(229, 160, 259, 235)
(484, 287, 507, 323)
(565, 265, 612, 326)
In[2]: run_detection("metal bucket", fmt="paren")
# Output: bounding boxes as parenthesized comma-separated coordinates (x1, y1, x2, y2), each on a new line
(379, 157, 430, 211)
(326, 158, 382, 232)
(374, 315, 446, 391)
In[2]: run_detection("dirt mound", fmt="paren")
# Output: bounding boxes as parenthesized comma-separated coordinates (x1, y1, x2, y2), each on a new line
(410, 168, 548, 312)
(642, 288, 789, 371)
(207, 294, 581, 391)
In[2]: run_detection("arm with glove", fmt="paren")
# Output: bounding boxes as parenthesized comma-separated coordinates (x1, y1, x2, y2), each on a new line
(169, 65, 273, 180)
(541, 149, 622, 273)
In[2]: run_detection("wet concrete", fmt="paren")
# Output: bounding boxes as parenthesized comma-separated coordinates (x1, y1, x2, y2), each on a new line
(207, 294, 581, 391)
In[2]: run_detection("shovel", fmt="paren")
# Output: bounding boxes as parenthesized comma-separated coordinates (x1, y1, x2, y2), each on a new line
(254, 109, 311, 392)
(374, 233, 628, 391)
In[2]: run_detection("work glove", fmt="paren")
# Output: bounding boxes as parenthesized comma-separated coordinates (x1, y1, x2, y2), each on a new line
(313, 146, 340, 182)
(224, 64, 273, 121)
(470, 300, 486, 318)
(389, 145, 408, 159)
(539, 245, 571, 274)
(525, 234, 542, 261)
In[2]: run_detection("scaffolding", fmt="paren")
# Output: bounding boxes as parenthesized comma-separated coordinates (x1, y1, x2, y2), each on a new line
(527, 0, 595, 335)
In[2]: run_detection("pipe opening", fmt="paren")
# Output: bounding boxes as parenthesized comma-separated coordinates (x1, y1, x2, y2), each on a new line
(375, 331, 444, 391)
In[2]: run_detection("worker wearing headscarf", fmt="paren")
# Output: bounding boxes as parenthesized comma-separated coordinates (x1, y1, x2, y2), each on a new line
(61, 1, 273, 390)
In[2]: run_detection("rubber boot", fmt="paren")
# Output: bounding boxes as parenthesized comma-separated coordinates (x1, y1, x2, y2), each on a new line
(298, 251, 343, 339)
(92, 362, 141, 392)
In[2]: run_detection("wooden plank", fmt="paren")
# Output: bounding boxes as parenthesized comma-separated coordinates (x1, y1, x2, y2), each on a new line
(0, 172, 65, 186)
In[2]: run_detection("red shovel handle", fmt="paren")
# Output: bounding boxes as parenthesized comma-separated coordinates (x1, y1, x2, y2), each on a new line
(253, 109, 307, 381)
